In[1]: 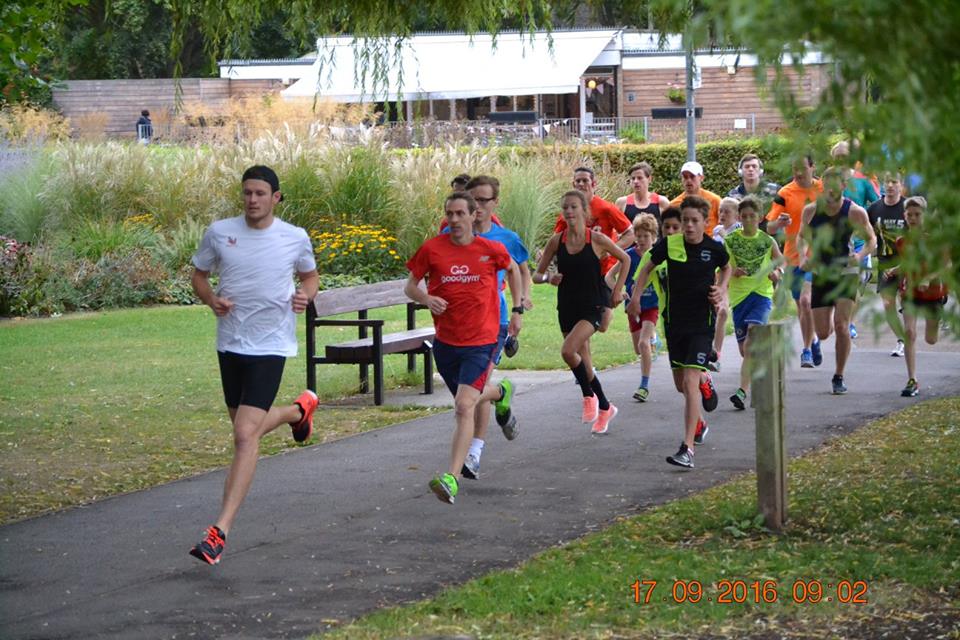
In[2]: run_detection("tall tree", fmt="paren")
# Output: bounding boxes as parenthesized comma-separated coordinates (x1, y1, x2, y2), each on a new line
(1, 0, 85, 104)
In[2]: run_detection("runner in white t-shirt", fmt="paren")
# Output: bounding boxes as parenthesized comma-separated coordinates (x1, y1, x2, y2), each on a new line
(188, 165, 319, 565)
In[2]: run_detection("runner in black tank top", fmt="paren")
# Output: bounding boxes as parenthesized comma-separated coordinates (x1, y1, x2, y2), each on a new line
(557, 229, 605, 332)
(616, 161, 663, 227)
(798, 168, 876, 395)
(623, 193, 663, 226)
(534, 191, 630, 434)
(808, 197, 855, 271)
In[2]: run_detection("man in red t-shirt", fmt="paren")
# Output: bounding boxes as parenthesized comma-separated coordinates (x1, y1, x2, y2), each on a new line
(405, 192, 524, 506)
(554, 166, 635, 274)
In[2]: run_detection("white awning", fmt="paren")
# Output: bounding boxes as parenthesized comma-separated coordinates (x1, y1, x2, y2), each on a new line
(282, 30, 620, 102)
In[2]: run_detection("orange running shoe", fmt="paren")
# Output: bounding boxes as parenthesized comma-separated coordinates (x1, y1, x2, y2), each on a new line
(581, 395, 599, 423)
(189, 525, 226, 565)
(290, 390, 319, 443)
(591, 403, 618, 434)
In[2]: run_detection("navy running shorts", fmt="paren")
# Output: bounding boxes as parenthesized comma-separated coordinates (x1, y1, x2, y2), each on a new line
(432, 339, 498, 396)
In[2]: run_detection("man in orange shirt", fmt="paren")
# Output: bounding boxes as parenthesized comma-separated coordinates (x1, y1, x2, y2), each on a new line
(670, 161, 722, 231)
(765, 154, 823, 368)
(554, 166, 635, 274)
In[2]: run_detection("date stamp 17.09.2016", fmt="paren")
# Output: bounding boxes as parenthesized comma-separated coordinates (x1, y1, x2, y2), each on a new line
(631, 579, 868, 605)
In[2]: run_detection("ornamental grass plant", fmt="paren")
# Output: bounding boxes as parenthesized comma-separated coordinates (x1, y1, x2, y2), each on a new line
(0, 132, 805, 316)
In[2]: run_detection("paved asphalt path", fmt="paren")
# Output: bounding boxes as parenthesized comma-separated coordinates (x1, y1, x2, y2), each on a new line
(2, 326, 958, 639)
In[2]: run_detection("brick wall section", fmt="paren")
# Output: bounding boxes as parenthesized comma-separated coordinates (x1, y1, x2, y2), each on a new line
(621, 64, 829, 133)
(52, 78, 283, 138)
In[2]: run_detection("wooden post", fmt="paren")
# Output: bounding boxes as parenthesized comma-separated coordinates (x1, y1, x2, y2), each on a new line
(750, 322, 786, 531)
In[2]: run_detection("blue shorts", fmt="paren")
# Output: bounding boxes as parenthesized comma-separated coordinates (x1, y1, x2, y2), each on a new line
(733, 293, 773, 343)
(492, 324, 508, 365)
(433, 339, 497, 396)
(788, 266, 812, 301)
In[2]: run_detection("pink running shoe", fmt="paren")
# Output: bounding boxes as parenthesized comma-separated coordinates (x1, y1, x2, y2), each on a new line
(581, 395, 599, 423)
(591, 404, 618, 434)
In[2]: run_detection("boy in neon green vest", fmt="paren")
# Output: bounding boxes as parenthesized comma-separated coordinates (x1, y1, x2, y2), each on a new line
(724, 196, 785, 409)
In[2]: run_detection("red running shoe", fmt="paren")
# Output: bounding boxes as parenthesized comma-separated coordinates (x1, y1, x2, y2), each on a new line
(290, 390, 319, 443)
(699, 374, 718, 412)
(189, 525, 226, 565)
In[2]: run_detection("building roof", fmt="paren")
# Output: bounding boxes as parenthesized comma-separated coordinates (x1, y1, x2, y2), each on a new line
(281, 29, 620, 101)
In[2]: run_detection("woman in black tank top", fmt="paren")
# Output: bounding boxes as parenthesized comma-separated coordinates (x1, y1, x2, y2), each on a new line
(534, 191, 631, 433)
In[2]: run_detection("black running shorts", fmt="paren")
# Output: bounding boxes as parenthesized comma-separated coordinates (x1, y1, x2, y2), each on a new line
(666, 330, 713, 371)
(217, 351, 286, 411)
(810, 273, 860, 309)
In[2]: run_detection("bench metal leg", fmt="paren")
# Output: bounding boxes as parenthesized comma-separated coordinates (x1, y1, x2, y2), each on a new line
(423, 349, 433, 395)
(374, 326, 384, 405)
(407, 353, 416, 374)
(359, 309, 369, 394)
(306, 304, 317, 393)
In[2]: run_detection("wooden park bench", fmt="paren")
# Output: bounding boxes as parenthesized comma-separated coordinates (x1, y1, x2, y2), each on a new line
(306, 279, 435, 405)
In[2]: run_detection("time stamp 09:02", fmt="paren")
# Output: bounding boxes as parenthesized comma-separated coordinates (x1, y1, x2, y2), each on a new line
(631, 579, 869, 605)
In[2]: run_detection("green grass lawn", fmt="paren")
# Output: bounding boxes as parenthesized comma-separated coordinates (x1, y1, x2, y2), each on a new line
(321, 398, 960, 639)
(0, 284, 639, 524)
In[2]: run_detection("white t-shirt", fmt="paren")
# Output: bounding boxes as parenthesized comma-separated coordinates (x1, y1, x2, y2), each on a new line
(192, 215, 316, 357)
(712, 222, 742, 242)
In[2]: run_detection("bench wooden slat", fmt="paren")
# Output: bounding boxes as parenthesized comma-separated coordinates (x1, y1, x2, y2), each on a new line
(312, 279, 415, 316)
(325, 327, 435, 362)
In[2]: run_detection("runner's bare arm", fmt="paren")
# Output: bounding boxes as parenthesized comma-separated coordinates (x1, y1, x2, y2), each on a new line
(594, 232, 631, 304)
(519, 261, 534, 309)
(404, 273, 447, 315)
(850, 205, 877, 261)
(533, 233, 562, 285)
(796, 202, 817, 270)
(626, 261, 655, 316)
(191, 268, 234, 316)
(506, 259, 524, 336)
(292, 270, 319, 313)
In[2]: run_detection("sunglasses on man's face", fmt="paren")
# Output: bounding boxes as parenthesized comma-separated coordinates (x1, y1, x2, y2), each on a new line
(474, 196, 496, 204)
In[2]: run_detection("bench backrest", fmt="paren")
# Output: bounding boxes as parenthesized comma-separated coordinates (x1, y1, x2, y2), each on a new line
(312, 278, 414, 316)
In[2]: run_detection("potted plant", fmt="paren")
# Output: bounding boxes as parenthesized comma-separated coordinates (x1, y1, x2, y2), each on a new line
(666, 86, 686, 104)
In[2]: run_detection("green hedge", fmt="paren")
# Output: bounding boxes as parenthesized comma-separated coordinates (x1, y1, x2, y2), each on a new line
(507, 136, 795, 199)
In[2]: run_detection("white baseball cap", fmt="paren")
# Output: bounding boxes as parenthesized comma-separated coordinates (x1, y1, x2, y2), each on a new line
(680, 161, 704, 176)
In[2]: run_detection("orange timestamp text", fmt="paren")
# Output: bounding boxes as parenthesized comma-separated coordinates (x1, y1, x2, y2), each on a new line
(631, 579, 868, 605)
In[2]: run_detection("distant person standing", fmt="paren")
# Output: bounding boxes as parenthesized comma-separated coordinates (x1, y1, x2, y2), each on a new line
(188, 165, 320, 565)
(136, 109, 153, 144)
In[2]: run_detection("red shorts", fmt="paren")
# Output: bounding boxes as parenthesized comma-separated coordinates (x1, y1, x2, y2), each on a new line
(628, 307, 659, 333)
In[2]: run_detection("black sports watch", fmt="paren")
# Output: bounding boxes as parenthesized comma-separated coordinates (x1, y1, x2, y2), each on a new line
(511, 305, 524, 315)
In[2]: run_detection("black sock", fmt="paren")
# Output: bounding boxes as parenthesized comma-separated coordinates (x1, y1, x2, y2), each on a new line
(571, 362, 593, 397)
(590, 376, 610, 411)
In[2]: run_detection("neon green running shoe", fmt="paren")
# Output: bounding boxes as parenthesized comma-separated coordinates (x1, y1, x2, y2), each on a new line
(429, 473, 459, 504)
(493, 378, 513, 427)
